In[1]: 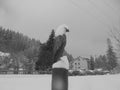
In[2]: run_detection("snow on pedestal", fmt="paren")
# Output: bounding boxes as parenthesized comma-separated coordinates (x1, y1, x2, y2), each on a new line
(52, 56, 69, 70)
(52, 56, 69, 90)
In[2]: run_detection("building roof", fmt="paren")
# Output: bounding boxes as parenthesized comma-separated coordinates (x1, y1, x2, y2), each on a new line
(71, 56, 89, 63)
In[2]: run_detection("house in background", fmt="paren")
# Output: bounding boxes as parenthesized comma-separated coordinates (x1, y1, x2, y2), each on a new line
(71, 56, 90, 71)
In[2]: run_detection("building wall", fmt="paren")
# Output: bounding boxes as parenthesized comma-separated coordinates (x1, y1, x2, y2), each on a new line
(72, 60, 81, 70)
(72, 57, 89, 71)
(80, 59, 88, 70)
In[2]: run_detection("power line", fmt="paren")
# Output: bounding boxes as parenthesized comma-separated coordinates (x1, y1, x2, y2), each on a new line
(87, 0, 120, 33)
(88, 0, 120, 33)
(102, 0, 120, 15)
(66, 0, 112, 30)
(87, 0, 114, 22)
(80, 0, 119, 29)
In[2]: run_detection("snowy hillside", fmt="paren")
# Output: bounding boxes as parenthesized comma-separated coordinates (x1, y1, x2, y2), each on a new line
(0, 74, 120, 90)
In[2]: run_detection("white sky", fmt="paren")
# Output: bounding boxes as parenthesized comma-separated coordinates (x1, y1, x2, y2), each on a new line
(0, 0, 120, 58)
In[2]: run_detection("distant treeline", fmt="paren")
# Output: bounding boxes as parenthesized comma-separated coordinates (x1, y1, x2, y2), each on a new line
(0, 27, 74, 73)
(0, 27, 41, 59)
(0, 27, 42, 74)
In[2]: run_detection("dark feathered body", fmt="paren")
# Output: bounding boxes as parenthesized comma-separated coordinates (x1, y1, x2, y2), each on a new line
(53, 34, 66, 63)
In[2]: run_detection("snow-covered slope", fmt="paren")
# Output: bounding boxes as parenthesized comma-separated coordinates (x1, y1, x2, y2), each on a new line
(0, 74, 120, 90)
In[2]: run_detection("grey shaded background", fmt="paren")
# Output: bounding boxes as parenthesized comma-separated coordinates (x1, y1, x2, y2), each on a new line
(0, 0, 120, 57)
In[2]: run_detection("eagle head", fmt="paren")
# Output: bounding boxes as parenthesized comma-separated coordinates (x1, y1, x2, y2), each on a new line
(55, 24, 69, 37)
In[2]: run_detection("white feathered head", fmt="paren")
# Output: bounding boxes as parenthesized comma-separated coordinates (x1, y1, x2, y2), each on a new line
(55, 24, 69, 37)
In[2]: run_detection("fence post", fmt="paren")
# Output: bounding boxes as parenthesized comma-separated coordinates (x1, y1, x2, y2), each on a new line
(51, 56, 69, 90)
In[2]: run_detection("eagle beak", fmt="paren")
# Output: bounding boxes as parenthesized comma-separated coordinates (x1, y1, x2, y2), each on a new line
(66, 28, 69, 32)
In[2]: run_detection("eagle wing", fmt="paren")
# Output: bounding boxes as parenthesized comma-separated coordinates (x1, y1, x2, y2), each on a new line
(53, 35, 66, 63)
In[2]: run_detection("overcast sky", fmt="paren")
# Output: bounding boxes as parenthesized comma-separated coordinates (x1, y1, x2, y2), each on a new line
(0, 0, 120, 58)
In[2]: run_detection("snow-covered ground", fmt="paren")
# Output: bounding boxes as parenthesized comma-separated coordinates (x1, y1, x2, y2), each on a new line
(0, 74, 120, 90)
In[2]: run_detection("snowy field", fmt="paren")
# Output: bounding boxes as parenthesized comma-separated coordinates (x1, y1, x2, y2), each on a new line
(0, 74, 120, 90)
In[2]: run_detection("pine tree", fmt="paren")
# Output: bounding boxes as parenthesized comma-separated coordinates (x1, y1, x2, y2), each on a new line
(90, 56, 95, 70)
(106, 38, 117, 71)
(46, 29, 55, 68)
(36, 30, 55, 70)
(46, 29, 55, 50)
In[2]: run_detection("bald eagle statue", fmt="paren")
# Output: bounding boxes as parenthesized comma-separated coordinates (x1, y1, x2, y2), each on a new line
(35, 24, 69, 70)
